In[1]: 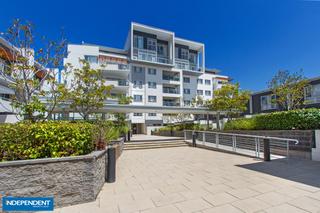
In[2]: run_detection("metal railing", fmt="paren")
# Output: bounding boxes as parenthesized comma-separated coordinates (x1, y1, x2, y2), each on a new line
(99, 62, 129, 71)
(175, 58, 198, 71)
(184, 130, 299, 160)
(133, 48, 171, 64)
(163, 87, 180, 94)
(162, 75, 180, 81)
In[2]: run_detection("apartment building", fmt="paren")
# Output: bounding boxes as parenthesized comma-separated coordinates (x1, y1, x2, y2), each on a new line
(247, 76, 320, 114)
(64, 23, 229, 133)
(0, 37, 16, 122)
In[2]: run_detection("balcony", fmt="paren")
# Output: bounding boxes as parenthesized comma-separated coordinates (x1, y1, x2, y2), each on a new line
(133, 48, 171, 65)
(163, 101, 180, 107)
(98, 61, 130, 78)
(174, 58, 198, 71)
(163, 87, 179, 94)
(105, 79, 129, 93)
(162, 75, 179, 81)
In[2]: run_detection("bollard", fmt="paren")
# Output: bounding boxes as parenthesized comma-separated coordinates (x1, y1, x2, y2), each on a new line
(263, 138, 271, 161)
(127, 130, 131, 141)
(107, 146, 116, 183)
(192, 131, 197, 147)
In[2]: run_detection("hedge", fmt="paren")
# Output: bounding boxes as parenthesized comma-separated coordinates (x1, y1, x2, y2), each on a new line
(0, 121, 123, 161)
(224, 108, 320, 130)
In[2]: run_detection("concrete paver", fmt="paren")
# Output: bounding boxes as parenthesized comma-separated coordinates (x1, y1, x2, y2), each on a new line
(57, 146, 320, 212)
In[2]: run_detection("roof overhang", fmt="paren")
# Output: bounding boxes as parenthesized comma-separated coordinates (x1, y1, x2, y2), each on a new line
(51, 103, 225, 115)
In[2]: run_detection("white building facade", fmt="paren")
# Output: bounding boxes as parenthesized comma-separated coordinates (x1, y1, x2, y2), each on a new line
(64, 23, 229, 133)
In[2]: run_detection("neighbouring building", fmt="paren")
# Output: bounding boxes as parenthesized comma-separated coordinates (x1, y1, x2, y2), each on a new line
(0, 37, 48, 123)
(63, 22, 230, 133)
(247, 76, 320, 115)
(0, 37, 16, 123)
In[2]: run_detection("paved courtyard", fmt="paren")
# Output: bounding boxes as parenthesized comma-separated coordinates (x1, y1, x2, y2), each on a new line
(56, 146, 320, 213)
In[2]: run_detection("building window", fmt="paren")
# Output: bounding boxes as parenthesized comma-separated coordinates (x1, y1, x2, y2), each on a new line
(183, 77, 190, 83)
(184, 100, 191, 106)
(183, 88, 191, 94)
(205, 90, 211, 96)
(148, 82, 157, 89)
(197, 79, 203, 84)
(181, 48, 189, 60)
(148, 68, 156, 75)
(147, 38, 156, 51)
(148, 113, 157, 116)
(84, 55, 98, 64)
(189, 52, 197, 64)
(133, 113, 143, 116)
(261, 94, 277, 110)
(305, 84, 320, 104)
(133, 66, 144, 73)
(133, 35, 144, 49)
(157, 44, 168, 57)
(197, 90, 203, 95)
(205, 80, 211, 85)
(133, 81, 143, 89)
(133, 95, 143, 102)
(148, 96, 157, 102)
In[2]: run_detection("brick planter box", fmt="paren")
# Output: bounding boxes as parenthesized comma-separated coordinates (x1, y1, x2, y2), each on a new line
(0, 137, 125, 208)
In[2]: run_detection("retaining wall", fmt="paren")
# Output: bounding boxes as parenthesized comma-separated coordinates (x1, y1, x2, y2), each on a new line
(0, 137, 125, 208)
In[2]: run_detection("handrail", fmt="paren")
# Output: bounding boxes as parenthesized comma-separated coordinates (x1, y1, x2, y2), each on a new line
(184, 130, 299, 144)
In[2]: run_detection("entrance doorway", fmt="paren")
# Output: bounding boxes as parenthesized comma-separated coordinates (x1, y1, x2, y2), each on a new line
(132, 123, 144, 134)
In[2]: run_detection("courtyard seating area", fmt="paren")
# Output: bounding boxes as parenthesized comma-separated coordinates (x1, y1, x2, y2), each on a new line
(55, 145, 320, 213)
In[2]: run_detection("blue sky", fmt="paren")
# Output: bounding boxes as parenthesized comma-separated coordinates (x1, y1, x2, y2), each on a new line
(1, 0, 320, 92)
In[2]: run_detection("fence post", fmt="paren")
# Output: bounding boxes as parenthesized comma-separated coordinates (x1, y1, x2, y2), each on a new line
(106, 145, 116, 183)
(263, 138, 271, 161)
(184, 131, 187, 141)
(203, 132, 206, 145)
(192, 131, 197, 147)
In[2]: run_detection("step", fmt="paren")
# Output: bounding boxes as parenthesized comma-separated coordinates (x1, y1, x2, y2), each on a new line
(125, 140, 186, 145)
(124, 144, 189, 150)
(130, 138, 183, 143)
(125, 142, 187, 146)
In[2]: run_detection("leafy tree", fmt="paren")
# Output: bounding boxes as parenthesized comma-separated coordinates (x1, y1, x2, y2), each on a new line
(206, 83, 250, 119)
(268, 70, 308, 110)
(65, 60, 113, 120)
(191, 96, 204, 107)
(2, 19, 67, 122)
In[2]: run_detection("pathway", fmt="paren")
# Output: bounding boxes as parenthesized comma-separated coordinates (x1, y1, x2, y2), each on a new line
(55, 146, 320, 213)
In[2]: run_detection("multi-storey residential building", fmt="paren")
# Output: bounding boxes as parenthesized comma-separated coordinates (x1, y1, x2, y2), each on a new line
(0, 37, 16, 122)
(246, 76, 320, 114)
(64, 23, 229, 134)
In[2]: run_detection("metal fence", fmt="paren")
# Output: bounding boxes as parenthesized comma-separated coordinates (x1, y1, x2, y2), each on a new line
(184, 130, 299, 160)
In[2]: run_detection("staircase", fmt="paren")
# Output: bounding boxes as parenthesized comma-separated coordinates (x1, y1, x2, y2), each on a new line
(124, 138, 189, 150)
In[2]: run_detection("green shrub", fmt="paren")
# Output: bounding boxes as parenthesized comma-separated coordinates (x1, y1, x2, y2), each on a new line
(156, 123, 207, 132)
(224, 108, 320, 130)
(0, 120, 126, 161)
(224, 118, 257, 130)
(0, 121, 95, 161)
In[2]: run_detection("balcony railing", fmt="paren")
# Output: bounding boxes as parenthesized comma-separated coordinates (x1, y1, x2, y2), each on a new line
(133, 48, 171, 64)
(162, 75, 180, 81)
(118, 80, 129, 86)
(99, 61, 129, 71)
(174, 58, 198, 71)
(163, 101, 180, 107)
(163, 87, 180, 94)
